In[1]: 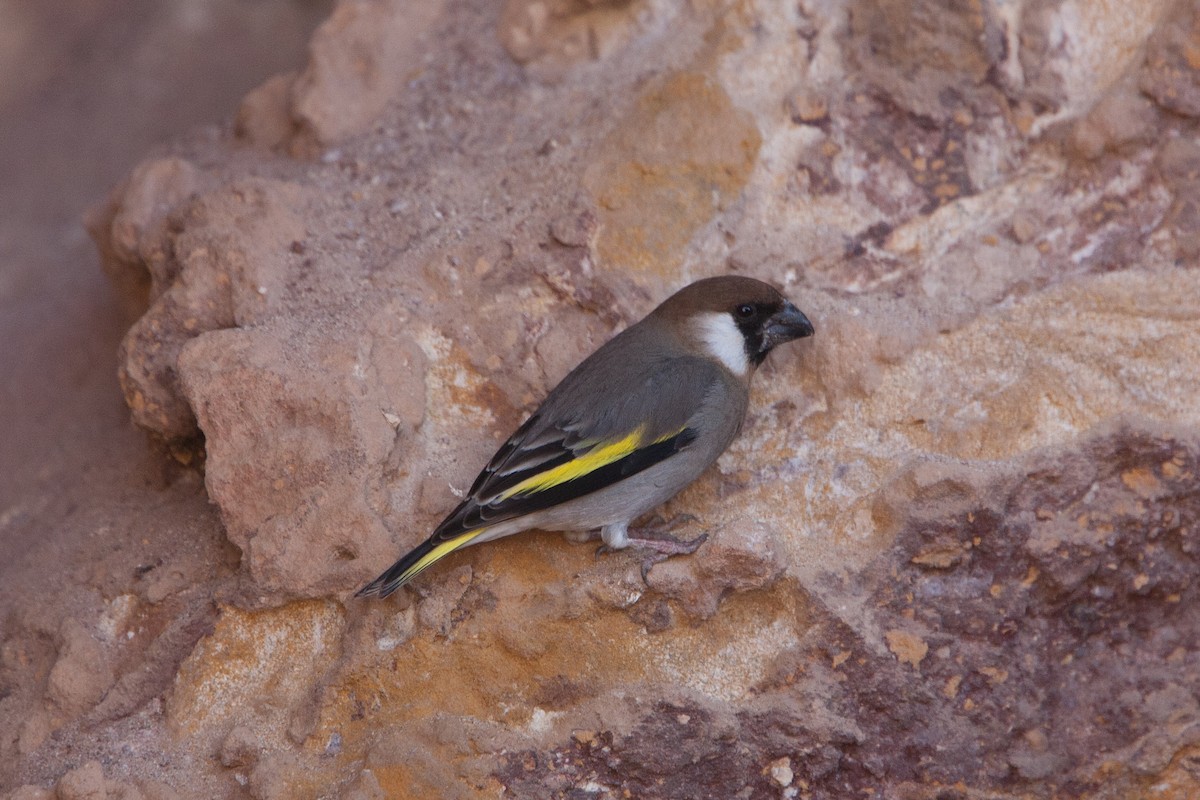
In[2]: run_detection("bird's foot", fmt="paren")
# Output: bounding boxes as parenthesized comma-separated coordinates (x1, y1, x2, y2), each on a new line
(594, 515, 707, 581)
(625, 530, 707, 555)
(627, 531, 708, 582)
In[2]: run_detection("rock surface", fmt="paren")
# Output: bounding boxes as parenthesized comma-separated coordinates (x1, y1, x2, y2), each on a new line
(4, 0, 1200, 797)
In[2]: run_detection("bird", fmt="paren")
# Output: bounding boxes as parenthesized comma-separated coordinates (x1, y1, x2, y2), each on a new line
(356, 275, 815, 599)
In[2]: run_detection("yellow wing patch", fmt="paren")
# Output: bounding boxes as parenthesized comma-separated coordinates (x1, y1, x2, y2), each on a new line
(498, 428, 645, 499)
(401, 529, 485, 584)
(496, 425, 690, 500)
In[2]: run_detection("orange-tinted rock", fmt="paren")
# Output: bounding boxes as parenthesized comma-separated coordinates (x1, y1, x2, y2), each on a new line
(583, 71, 761, 280)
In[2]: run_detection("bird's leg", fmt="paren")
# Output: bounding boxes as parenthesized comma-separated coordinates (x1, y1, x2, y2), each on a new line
(595, 517, 708, 580)
(593, 522, 628, 556)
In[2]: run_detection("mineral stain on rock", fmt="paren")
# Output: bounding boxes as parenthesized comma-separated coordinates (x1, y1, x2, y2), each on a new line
(494, 427, 1200, 799)
(583, 71, 762, 278)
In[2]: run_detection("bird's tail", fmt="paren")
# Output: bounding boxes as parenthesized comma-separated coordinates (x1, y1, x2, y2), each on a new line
(355, 529, 485, 599)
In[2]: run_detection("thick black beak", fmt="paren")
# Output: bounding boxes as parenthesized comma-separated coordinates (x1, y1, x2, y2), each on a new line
(761, 302, 815, 350)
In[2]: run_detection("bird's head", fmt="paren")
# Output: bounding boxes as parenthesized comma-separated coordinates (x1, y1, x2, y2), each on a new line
(656, 275, 815, 377)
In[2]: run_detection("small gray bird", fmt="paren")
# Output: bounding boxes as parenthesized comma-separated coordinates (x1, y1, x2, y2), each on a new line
(357, 275, 814, 598)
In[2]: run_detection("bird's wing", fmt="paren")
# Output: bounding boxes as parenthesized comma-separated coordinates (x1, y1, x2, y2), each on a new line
(432, 354, 724, 540)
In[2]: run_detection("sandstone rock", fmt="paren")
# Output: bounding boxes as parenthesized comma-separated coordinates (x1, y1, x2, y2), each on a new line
(235, 72, 298, 151)
(132, 783, 179, 800)
(7, 787, 54, 800)
(1140, 0, 1200, 118)
(582, 70, 761, 280)
(55, 761, 106, 800)
(107, 159, 200, 274)
(338, 769, 384, 800)
(1019, 0, 1175, 134)
(99, 178, 310, 440)
(66, 0, 1200, 796)
(848, 0, 999, 120)
(16, 711, 52, 756)
(499, 0, 647, 71)
(246, 752, 300, 800)
(1066, 84, 1158, 160)
(414, 565, 474, 636)
(177, 321, 410, 600)
(290, 0, 446, 150)
(103, 786, 143, 800)
(46, 620, 115, 714)
(85, 157, 201, 319)
(645, 518, 784, 619)
(166, 602, 344, 753)
(90, 600, 217, 725)
(1158, 136, 1200, 260)
(219, 724, 261, 769)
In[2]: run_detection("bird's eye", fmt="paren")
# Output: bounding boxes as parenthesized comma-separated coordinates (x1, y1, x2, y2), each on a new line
(735, 304, 755, 319)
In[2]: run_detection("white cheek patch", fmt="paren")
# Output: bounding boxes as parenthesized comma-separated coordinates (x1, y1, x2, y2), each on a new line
(694, 312, 749, 376)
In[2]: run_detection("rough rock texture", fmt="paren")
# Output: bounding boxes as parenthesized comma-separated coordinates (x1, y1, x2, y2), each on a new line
(5, 0, 1200, 797)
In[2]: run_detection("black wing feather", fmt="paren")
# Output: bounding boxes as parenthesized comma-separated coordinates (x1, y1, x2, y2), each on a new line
(434, 426, 698, 538)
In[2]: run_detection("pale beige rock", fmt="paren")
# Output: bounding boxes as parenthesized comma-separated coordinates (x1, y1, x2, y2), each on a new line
(55, 761, 106, 800)
(85, 157, 201, 318)
(499, 0, 647, 70)
(1022, 0, 1176, 135)
(178, 322, 404, 600)
(46, 620, 114, 714)
(415, 565, 474, 635)
(1158, 137, 1200, 259)
(1140, 0, 1200, 118)
(769, 756, 794, 787)
(582, 70, 761, 280)
(111, 179, 310, 440)
(1067, 85, 1158, 160)
(17, 711, 51, 756)
(291, 0, 446, 149)
(107, 158, 201, 270)
(8, 786, 54, 800)
(132, 783, 179, 800)
(848, 0, 996, 120)
(235, 72, 298, 151)
(105, 785, 143, 800)
(645, 518, 784, 619)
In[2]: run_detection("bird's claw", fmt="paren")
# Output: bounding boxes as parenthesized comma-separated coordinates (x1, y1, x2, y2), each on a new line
(633, 531, 708, 582)
(640, 552, 667, 583)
